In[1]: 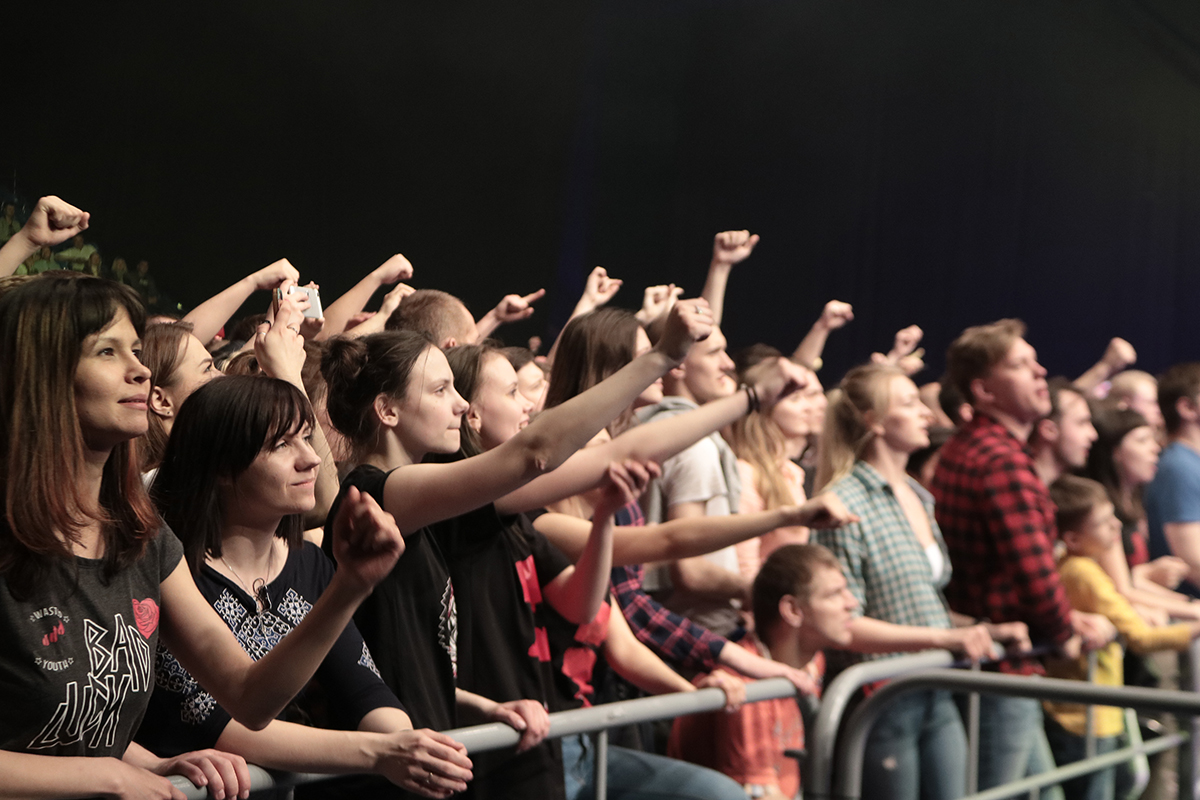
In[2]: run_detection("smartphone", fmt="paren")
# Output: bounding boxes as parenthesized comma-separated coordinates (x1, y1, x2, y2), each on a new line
(287, 285, 324, 319)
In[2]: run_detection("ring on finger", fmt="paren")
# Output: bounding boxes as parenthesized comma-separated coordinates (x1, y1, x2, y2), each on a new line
(286, 325, 300, 334)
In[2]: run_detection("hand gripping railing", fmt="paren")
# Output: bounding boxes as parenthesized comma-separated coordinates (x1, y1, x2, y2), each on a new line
(830, 669, 1200, 800)
(170, 677, 801, 799)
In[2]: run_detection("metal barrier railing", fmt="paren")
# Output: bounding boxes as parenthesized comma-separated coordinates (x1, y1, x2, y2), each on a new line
(170, 677, 801, 799)
(830, 669, 1200, 800)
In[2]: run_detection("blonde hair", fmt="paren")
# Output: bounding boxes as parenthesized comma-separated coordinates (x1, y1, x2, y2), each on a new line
(728, 410, 796, 510)
(815, 363, 904, 491)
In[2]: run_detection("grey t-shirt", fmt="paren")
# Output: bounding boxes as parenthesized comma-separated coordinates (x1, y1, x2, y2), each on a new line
(0, 528, 184, 756)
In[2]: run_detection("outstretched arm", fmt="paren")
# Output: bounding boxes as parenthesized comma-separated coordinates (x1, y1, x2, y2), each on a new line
(534, 493, 856, 567)
(475, 288, 546, 340)
(382, 299, 714, 533)
(701, 230, 759, 327)
(182, 259, 300, 344)
(317, 254, 414, 340)
(495, 355, 809, 515)
(792, 299, 854, 370)
(0, 196, 90, 277)
(545, 267, 623, 365)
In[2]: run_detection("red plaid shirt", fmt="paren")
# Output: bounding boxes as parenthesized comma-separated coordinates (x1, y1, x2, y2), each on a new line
(931, 413, 1073, 675)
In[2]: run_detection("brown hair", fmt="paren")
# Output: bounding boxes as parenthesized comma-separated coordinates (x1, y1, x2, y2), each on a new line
(945, 319, 1027, 407)
(320, 331, 435, 455)
(752, 543, 841, 631)
(1158, 363, 1200, 435)
(1049, 474, 1109, 537)
(445, 341, 503, 457)
(544, 308, 643, 434)
(384, 289, 474, 345)
(140, 321, 197, 471)
(815, 363, 904, 491)
(728, 351, 798, 511)
(0, 273, 159, 598)
(1084, 405, 1151, 526)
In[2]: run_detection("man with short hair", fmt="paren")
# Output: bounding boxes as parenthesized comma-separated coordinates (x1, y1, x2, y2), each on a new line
(1144, 363, 1200, 595)
(668, 543, 854, 800)
(932, 319, 1113, 796)
(640, 325, 749, 636)
(385, 288, 480, 348)
(1029, 377, 1098, 488)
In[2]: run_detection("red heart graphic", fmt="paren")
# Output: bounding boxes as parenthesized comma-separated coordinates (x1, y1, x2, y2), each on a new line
(131, 598, 159, 639)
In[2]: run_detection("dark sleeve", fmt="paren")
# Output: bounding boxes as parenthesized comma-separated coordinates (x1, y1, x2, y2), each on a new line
(135, 648, 233, 756)
(324, 465, 391, 561)
(610, 565, 726, 671)
(525, 518, 571, 587)
(304, 545, 406, 729)
(154, 525, 185, 580)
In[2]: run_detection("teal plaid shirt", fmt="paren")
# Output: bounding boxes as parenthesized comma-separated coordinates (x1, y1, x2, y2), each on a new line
(815, 461, 953, 662)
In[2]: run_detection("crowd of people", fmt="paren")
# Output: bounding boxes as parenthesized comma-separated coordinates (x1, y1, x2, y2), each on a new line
(1, 194, 1198, 800)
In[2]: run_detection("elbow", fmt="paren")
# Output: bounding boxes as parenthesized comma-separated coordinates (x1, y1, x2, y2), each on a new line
(517, 431, 557, 478)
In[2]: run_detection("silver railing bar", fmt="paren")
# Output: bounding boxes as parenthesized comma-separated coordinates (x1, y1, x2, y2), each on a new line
(172, 677, 800, 799)
(832, 669, 1200, 800)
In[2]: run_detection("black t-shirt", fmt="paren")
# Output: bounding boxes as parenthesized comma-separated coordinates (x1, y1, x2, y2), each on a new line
(0, 527, 183, 756)
(136, 542, 402, 756)
(325, 465, 458, 732)
(444, 504, 571, 800)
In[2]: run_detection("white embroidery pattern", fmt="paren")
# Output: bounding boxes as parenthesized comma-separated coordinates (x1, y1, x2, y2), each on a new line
(358, 642, 382, 678)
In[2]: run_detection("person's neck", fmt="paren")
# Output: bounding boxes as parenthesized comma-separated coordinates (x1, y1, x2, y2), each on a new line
(1171, 425, 1200, 457)
(863, 441, 911, 487)
(1030, 445, 1063, 488)
(662, 381, 699, 406)
(763, 628, 817, 671)
(783, 434, 806, 461)
(974, 404, 1034, 443)
(214, 521, 283, 577)
(365, 434, 420, 471)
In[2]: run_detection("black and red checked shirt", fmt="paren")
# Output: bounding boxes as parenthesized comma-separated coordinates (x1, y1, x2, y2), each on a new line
(931, 413, 1073, 675)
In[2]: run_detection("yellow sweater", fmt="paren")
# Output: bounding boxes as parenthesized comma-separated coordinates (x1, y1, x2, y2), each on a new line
(1044, 555, 1193, 736)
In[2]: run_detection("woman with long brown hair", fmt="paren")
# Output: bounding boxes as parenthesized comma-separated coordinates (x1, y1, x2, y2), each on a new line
(0, 273, 401, 799)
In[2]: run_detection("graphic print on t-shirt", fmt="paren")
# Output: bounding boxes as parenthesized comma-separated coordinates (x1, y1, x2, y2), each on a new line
(27, 603, 155, 750)
(514, 554, 552, 662)
(439, 580, 458, 678)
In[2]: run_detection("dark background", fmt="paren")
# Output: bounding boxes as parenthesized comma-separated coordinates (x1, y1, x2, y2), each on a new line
(6, 0, 1200, 383)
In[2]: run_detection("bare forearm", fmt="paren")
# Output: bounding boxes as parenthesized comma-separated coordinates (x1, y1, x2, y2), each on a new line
(616, 508, 794, 566)
(700, 263, 731, 327)
(670, 556, 749, 602)
(792, 325, 830, 370)
(0, 752, 133, 800)
(319, 274, 385, 339)
(0, 231, 38, 277)
(846, 616, 949, 653)
(552, 516, 615, 624)
(475, 310, 502, 339)
(183, 276, 257, 344)
(1074, 360, 1114, 393)
(216, 719, 382, 774)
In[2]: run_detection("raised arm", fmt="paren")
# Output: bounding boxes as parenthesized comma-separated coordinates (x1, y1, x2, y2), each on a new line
(792, 299, 853, 370)
(0, 196, 90, 277)
(635, 283, 684, 326)
(347, 282, 415, 339)
(495, 355, 808, 515)
(475, 288, 546, 340)
(317, 254, 414, 340)
(534, 493, 857, 566)
(545, 267, 623, 365)
(1075, 337, 1137, 394)
(182, 259, 300, 344)
(543, 461, 654, 624)
(160, 487, 403, 732)
(701, 230, 759, 327)
(381, 299, 713, 533)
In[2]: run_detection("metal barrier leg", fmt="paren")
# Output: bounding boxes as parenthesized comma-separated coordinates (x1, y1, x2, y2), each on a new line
(596, 729, 609, 800)
(967, 662, 981, 795)
(1086, 650, 1098, 760)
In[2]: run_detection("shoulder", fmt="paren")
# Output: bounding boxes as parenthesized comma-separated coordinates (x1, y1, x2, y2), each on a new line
(147, 525, 185, 580)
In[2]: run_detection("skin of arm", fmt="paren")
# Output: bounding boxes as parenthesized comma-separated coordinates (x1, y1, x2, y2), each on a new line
(791, 300, 853, 369)
(1164, 521, 1200, 587)
(700, 230, 759, 327)
(122, 743, 250, 800)
(1095, 540, 1200, 620)
(475, 289, 546, 340)
(846, 617, 995, 661)
(346, 282, 415, 339)
(0, 196, 90, 278)
(159, 488, 403, 732)
(495, 357, 808, 516)
(1073, 338, 1136, 393)
(0, 751, 185, 800)
(545, 267, 622, 366)
(316, 254, 413, 340)
(666, 501, 750, 603)
(383, 301, 712, 534)
(181, 259, 300, 344)
(453, 690, 548, 755)
(603, 603, 696, 695)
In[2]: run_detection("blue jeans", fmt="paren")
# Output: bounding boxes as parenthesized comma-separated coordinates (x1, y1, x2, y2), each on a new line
(861, 689, 967, 800)
(561, 733, 748, 800)
(959, 694, 1064, 800)
(1044, 714, 1119, 800)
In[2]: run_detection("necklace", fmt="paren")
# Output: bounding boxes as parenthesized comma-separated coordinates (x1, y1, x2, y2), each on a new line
(221, 546, 274, 613)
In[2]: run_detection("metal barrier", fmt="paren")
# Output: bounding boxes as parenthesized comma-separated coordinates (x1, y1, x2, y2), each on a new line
(830, 669, 1200, 800)
(170, 677, 801, 799)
